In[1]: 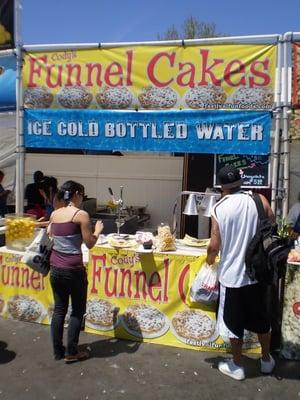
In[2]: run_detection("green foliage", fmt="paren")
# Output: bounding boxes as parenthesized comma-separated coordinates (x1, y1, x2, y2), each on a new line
(277, 217, 292, 238)
(157, 25, 179, 41)
(157, 16, 223, 40)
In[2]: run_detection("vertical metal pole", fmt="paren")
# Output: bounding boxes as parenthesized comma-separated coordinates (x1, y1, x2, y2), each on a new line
(282, 33, 292, 217)
(14, 0, 24, 213)
(271, 36, 283, 215)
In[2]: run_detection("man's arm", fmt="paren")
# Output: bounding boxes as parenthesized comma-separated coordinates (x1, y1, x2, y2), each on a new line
(259, 194, 275, 223)
(206, 216, 221, 265)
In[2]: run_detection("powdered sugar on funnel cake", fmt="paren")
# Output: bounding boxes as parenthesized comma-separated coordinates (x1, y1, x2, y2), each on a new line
(96, 86, 133, 109)
(85, 299, 119, 331)
(171, 309, 217, 345)
(7, 295, 46, 322)
(122, 304, 169, 338)
(24, 86, 53, 108)
(184, 85, 227, 109)
(138, 86, 178, 109)
(57, 85, 93, 109)
(232, 86, 274, 109)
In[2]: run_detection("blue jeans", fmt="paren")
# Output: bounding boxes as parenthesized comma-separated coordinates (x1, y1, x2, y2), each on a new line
(50, 267, 87, 357)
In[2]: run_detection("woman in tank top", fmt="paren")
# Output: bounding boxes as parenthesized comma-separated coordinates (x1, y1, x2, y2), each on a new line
(48, 180, 103, 363)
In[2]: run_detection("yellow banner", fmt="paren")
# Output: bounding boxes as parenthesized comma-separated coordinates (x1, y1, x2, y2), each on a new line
(85, 246, 260, 352)
(23, 44, 277, 110)
(0, 248, 261, 353)
(0, 251, 52, 324)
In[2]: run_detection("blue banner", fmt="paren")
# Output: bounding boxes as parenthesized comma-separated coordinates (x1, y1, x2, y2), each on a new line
(0, 54, 16, 111)
(24, 109, 271, 155)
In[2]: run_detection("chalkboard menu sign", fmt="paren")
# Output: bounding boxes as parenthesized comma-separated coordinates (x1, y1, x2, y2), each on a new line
(214, 154, 270, 188)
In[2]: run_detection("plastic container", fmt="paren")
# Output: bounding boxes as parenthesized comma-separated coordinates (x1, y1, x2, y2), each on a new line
(5, 213, 36, 251)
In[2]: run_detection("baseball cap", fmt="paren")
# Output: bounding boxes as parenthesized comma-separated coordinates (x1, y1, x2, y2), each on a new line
(218, 165, 243, 189)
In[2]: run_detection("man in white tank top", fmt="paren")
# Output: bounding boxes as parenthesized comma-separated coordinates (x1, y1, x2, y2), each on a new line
(206, 165, 275, 380)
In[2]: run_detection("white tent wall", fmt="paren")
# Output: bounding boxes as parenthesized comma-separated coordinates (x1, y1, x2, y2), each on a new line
(0, 112, 16, 190)
(24, 152, 184, 229)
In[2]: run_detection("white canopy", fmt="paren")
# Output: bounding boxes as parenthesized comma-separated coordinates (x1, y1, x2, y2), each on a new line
(0, 112, 16, 193)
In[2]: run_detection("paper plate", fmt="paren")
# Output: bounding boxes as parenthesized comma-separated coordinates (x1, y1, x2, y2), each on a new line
(108, 237, 137, 248)
(170, 309, 218, 346)
(120, 315, 170, 339)
(177, 239, 210, 248)
(85, 299, 120, 331)
(85, 317, 120, 332)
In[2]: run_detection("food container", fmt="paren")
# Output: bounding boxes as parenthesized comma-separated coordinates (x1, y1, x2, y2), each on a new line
(5, 213, 36, 251)
(135, 231, 154, 250)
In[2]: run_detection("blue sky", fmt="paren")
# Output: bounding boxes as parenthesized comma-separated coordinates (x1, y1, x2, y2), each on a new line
(21, 0, 300, 45)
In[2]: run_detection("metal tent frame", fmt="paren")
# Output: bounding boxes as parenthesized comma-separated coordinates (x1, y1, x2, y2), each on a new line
(12, 22, 298, 218)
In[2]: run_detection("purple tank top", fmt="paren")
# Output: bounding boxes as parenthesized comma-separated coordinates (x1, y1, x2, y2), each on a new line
(50, 221, 83, 270)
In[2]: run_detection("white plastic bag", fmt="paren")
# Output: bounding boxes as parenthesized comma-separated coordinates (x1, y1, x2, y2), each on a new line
(21, 229, 53, 276)
(190, 262, 219, 305)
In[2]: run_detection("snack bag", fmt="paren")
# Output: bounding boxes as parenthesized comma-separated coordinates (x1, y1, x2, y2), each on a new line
(156, 224, 176, 252)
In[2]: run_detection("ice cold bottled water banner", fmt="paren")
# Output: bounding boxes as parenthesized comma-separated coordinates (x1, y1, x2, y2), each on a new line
(24, 109, 271, 155)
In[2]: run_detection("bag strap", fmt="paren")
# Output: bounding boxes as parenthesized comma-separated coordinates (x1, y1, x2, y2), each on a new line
(252, 193, 267, 221)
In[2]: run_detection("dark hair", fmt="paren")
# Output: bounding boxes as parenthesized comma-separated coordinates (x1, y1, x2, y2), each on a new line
(38, 176, 58, 199)
(56, 180, 85, 202)
(33, 170, 44, 183)
(0, 170, 4, 178)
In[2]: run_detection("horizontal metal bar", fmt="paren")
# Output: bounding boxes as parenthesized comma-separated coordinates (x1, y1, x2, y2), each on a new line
(22, 34, 282, 52)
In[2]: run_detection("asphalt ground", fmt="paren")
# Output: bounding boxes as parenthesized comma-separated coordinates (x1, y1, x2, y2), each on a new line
(0, 317, 299, 400)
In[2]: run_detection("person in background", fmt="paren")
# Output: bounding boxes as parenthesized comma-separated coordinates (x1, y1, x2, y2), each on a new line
(39, 176, 58, 219)
(35, 177, 64, 229)
(48, 180, 103, 363)
(0, 170, 11, 217)
(25, 170, 45, 219)
(206, 165, 275, 381)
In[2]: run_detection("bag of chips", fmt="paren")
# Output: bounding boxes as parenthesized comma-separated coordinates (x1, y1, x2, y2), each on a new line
(156, 224, 176, 252)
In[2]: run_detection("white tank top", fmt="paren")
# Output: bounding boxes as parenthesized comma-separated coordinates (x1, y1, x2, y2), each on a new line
(211, 191, 258, 288)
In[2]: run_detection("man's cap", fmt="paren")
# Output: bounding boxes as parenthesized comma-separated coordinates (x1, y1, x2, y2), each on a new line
(218, 165, 243, 189)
